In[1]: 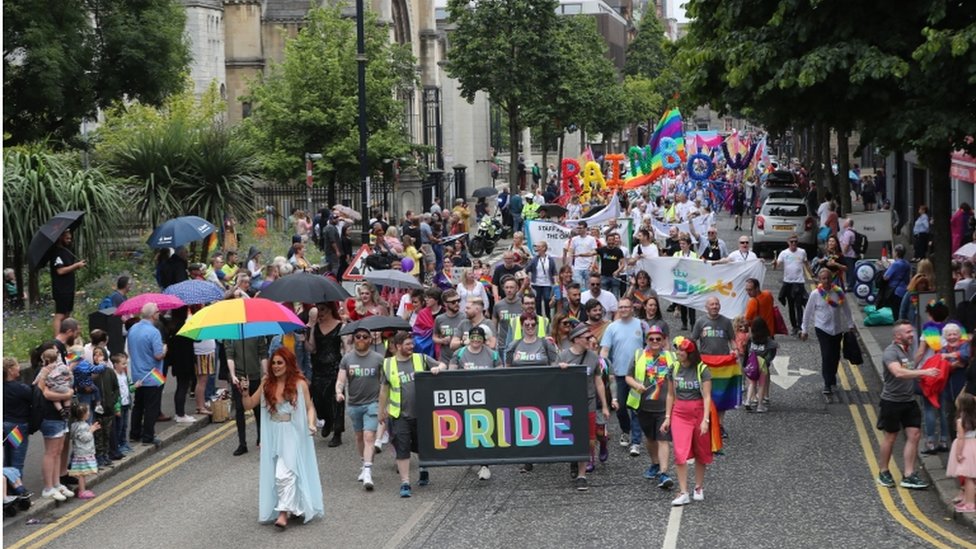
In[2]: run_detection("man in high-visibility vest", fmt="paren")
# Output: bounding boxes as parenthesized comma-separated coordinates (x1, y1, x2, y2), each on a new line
(624, 324, 676, 490)
(378, 332, 447, 498)
(507, 292, 549, 350)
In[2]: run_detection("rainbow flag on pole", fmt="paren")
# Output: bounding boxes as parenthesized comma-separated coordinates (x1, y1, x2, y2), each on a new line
(648, 108, 686, 158)
(701, 354, 743, 412)
(204, 233, 219, 257)
(5, 426, 24, 448)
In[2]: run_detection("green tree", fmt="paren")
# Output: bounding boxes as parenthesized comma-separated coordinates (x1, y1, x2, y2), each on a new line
(3, 0, 190, 146)
(678, 0, 976, 302)
(3, 149, 128, 304)
(447, 0, 562, 190)
(238, 7, 417, 184)
(95, 82, 258, 228)
(624, 14, 668, 79)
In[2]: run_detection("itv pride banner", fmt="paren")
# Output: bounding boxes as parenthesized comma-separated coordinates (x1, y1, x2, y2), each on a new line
(641, 257, 766, 317)
(415, 367, 590, 466)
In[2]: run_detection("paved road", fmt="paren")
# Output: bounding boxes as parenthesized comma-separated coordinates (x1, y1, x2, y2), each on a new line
(5, 212, 975, 548)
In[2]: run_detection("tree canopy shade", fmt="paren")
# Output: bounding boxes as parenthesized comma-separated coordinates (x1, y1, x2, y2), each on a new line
(447, 0, 562, 190)
(3, 0, 190, 146)
(238, 7, 417, 184)
(678, 0, 976, 305)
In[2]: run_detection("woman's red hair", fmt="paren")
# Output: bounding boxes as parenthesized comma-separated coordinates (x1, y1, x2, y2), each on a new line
(264, 346, 306, 414)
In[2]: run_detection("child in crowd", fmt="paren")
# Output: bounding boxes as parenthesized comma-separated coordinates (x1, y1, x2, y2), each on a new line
(39, 348, 73, 420)
(745, 318, 778, 413)
(732, 315, 751, 363)
(92, 346, 122, 465)
(948, 392, 976, 513)
(401, 235, 422, 277)
(68, 404, 100, 499)
(112, 353, 134, 455)
(70, 346, 105, 417)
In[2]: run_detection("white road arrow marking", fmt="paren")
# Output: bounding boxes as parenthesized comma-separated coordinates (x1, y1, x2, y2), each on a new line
(768, 355, 817, 390)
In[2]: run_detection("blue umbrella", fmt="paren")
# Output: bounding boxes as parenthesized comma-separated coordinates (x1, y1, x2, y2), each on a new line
(146, 216, 215, 249)
(163, 279, 225, 305)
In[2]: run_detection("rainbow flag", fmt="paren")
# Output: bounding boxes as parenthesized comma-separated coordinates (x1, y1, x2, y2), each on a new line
(648, 108, 686, 158)
(701, 353, 742, 412)
(205, 233, 219, 257)
(5, 426, 24, 448)
(708, 401, 723, 454)
(144, 367, 166, 385)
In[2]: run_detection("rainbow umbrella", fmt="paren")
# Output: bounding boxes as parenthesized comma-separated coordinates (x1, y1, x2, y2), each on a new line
(176, 297, 304, 341)
(115, 293, 185, 317)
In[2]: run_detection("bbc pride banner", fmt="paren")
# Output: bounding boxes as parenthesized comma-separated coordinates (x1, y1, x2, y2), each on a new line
(415, 367, 590, 466)
(642, 257, 766, 318)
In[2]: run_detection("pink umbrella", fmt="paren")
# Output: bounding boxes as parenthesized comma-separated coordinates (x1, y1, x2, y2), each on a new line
(114, 293, 186, 316)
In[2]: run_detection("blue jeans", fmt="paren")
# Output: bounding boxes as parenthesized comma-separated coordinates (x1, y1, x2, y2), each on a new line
(923, 396, 949, 446)
(532, 285, 553, 318)
(614, 377, 642, 446)
(573, 268, 590, 286)
(2, 421, 29, 476)
(601, 276, 622, 298)
(294, 340, 312, 381)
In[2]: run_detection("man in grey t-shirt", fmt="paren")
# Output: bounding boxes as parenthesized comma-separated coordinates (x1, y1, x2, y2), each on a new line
(336, 328, 385, 490)
(875, 320, 938, 490)
(493, 276, 523, 363)
(434, 290, 466, 363)
(690, 297, 734, 356)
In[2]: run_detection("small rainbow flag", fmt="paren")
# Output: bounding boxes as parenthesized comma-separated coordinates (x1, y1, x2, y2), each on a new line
(5, 426, 24, 448)
(144, 367, 166, 385)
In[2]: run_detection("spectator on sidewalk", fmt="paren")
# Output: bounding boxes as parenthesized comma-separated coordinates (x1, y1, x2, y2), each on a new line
(839, 219, 858, 291)
(875, 320, 938, 490)
(128, 304, 167, 447)
(913, 205, 931, 261)
(882, 245, 911, 313)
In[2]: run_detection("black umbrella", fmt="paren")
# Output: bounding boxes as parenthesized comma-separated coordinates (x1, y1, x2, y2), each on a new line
(258, 272, 351, 303)
(339, 315, 411, 336)
(539, 203, 568, 218)
(28, 211, 86, 271)
(472, 186, 499, 198)
(146, 216, 216, 249)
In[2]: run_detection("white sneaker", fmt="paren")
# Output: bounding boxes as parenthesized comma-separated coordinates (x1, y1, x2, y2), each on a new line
(176, 415, 197, 423)
(58, 484, 75, 498)
(357, 466, 365, 482)
(42, 487, 67, 502)
(629, 444, 640, 457)
(693, 487, 704, 501)
(478, 466, 492, 480)
(671, 492, 690, 506)
(379, 431, 390, 445)
(362, 467, 374, 491)
(619, 433, 630, 447)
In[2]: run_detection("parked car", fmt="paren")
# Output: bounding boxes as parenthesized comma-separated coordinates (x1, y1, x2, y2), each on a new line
(752, 197, 817, 256)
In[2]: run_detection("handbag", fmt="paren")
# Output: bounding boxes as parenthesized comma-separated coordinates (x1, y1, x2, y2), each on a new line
(772, 306, 789, 335)
(842, 331, 864, 365)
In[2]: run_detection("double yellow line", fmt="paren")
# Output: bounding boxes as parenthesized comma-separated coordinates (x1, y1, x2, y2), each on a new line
(10, 420, 240, 549)
(839, 360, 971, 548)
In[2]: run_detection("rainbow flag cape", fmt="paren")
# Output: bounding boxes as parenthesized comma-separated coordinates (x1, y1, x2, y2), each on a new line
(5, 426, 24, 448)
(701, 353, 742, 412)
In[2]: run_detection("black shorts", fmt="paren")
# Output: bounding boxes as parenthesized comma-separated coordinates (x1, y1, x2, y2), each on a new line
(637, 409, 671, 442)
(876, 399, 921, 433)
(391, 416, 418, 459)
(53, 292, 74, 315)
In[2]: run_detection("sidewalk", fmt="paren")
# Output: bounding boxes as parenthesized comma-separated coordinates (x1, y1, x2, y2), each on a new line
(851, 304, 976, 532)
(5, 374, 218, 525)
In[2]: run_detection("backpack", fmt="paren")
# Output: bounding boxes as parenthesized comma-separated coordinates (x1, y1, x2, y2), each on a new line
(853, 231, 869, 257)
(744, 352, 764, 381)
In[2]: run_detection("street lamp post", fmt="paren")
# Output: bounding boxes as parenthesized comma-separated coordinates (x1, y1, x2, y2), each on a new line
(305, 152, 322, 211)
(355, 0, 369, 243)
